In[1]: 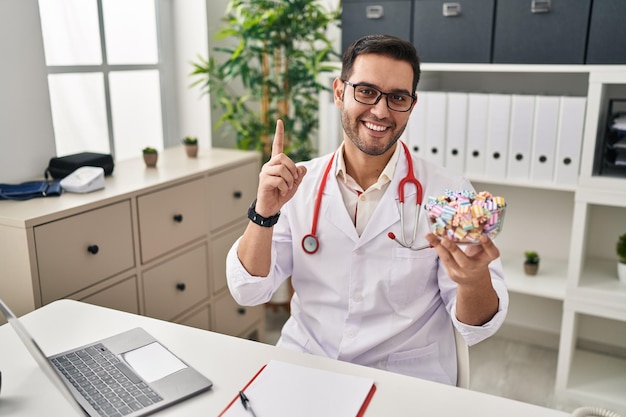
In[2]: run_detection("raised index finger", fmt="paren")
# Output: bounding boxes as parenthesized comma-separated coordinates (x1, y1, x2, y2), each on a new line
(271, 119, 284, 158)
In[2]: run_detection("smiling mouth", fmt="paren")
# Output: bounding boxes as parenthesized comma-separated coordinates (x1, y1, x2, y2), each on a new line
(363, 121, 389, 132)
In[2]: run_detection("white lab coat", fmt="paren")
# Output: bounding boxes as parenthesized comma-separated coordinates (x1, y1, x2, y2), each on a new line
(227, 144, 508, 385)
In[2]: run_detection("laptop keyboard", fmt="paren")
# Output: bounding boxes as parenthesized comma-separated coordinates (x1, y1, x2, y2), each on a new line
(51, 343, 163, 417)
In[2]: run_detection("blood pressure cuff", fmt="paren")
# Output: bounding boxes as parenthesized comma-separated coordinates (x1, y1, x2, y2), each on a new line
(0, 180, 62, 201)
(45, 152, 114, 179)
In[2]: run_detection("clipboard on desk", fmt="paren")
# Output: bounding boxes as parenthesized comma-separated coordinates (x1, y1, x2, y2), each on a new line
(219, 360, 377, 417)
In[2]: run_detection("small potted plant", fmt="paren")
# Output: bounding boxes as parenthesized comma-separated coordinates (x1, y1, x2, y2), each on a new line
(524, 251, 540, 276)
(182, 136, 198, 158)
(142, 147, 158, 167)
(617, 233, 626, 283)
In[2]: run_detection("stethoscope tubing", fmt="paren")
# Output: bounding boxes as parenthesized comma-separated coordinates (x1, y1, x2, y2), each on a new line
(302, 142, 428, 254)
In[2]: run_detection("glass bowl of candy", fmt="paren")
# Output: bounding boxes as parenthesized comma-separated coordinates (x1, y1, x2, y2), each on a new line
(426, 190, 506, 244)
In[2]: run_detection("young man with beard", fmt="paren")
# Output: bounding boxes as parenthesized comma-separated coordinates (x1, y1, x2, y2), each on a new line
(226, 34, 508, 385)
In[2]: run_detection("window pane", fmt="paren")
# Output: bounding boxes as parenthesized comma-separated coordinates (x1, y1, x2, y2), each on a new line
(38, 0, 102, 66)
(102, 0, 158, 65)
(48, 73, 110, 156)
(109, 70, 163, 160)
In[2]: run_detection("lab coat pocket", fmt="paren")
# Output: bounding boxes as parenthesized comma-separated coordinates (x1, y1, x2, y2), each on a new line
(386, 342, 451, 385)
(388, 247, 438, 306)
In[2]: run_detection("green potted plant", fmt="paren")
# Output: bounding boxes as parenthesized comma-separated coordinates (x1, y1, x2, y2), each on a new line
(617, 233, 626, 283)
(191, 0, 340, 162)
(524, 251, 540, 276)
(142, 147, 158, 167)
(182, 136, 199, 158)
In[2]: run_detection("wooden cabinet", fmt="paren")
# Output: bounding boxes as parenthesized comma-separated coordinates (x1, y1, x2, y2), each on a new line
(0, 146, 264, 342)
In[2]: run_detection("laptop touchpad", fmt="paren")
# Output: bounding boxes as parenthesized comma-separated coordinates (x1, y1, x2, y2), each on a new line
(123, 342, 187, 383)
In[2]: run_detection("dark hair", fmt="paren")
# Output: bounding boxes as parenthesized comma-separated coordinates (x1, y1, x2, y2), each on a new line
(341, 34, 421, 94)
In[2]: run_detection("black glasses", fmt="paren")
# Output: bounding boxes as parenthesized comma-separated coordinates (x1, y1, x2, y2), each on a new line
(343, 80, 415, 112)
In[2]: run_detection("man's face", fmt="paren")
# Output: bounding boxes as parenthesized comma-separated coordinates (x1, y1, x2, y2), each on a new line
(334, 54, 415, 156)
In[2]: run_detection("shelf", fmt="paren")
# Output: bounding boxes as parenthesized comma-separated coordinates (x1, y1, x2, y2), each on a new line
(469, 175, 577, 192)
(422, 63, 626, 74)
(569, 259, 626, 312)
(563, 349, 626, 414)
(500, 256, 567, 301)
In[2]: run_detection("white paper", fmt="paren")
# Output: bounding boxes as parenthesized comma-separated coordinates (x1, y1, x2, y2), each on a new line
(123, 342, 187, 383)
(220, 360, 375, 417)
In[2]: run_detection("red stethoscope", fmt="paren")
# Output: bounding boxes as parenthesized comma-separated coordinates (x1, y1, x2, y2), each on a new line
(301, 141, 429, 254)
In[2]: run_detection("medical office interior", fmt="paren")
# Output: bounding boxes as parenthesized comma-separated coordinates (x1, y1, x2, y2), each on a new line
(1, 0, 626, 415)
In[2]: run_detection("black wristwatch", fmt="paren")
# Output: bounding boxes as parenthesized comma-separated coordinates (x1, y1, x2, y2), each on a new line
(247, 199, 280, 227)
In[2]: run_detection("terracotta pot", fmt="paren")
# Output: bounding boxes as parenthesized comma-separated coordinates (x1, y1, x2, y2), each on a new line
(185, 144, 198, 158)
(524, 262, 539, 276)
(143, 153, 158, 167)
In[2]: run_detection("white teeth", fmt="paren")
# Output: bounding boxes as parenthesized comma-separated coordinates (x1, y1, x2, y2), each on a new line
(364, 122, 387, 132)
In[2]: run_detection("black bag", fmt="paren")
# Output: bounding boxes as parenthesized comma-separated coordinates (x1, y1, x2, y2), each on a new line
(45, 152, 114, 179)
(0, 180, 63, 201)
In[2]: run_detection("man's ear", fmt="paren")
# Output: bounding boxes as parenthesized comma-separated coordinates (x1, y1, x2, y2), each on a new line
(332, 77, 344, 106)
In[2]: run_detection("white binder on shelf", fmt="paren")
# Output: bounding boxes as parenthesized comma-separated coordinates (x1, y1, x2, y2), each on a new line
(530, 95, 560, 182)
(444, 92, 468, 175)
(554, 96, 586, 185)
(407, 90, 428, 158)
(485, 94, 511, 178)
(507, 95, 535, 181)
(423, 91, 447, 167)
(464, 93, 489, 177)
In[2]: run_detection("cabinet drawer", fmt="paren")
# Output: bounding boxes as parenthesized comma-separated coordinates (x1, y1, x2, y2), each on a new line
(176, 305, 211, 331)
(213, 293, 262, 337)
(143, 244, 209, 321)
(342, 0, 412, 53)
(493, 0, 591, 64)
(413, 0, 495, 63)
(35, 200, 135, 303)
(208, 161, 259, 231)
(80, 276, 139, 314)
(211, 222, 246, 295)
(137, 177, 208, 263)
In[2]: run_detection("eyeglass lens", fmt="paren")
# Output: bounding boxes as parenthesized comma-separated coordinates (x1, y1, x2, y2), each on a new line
(346, 82, 414, 112)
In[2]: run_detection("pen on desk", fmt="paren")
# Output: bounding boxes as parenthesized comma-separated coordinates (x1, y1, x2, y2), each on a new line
(239, 390, 258, 417)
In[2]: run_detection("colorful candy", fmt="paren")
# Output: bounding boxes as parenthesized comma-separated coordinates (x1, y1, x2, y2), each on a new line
(426, 189, 506, 243)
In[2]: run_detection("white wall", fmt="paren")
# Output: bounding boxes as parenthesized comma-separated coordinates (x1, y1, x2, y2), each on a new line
(0, 0, 56, 183)
(172, 0, 211, 150)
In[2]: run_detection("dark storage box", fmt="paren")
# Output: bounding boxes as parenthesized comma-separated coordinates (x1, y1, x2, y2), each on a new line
(586, 0, 626, 64)
(342, 0, 412, 53)
(492, 0, 592, 64)
(45, 152, 115, 179)
(413, 0, 495, 63)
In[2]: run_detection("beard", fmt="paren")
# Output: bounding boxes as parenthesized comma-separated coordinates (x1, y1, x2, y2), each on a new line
(340, 103, 407, 156)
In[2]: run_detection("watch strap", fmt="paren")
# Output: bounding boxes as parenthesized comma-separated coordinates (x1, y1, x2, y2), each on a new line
(247, 199, 280, 227)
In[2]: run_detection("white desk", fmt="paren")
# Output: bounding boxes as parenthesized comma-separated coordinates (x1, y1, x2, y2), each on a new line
(0, 300, 571, 416)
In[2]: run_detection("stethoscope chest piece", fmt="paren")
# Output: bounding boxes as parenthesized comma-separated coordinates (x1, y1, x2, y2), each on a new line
(302, 234, 320, 254)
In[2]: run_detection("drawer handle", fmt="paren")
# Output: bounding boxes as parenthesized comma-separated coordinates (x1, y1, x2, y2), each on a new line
(237, 307, 246, 315)
(87, 245, 99, 255)
(173, 214, 183, 223)
(176, 283, 186, 291)
(531, 0, 551, 13)
(443, 2, 461, 17)
(365, 5, 384, 19)
(233, 191, 242, 199)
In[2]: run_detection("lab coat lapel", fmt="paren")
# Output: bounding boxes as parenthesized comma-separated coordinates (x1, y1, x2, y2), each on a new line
(357, 147, 414, 248)
(322, 162, 360, 243)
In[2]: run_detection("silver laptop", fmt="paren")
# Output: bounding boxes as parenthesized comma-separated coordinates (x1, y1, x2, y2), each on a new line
(0, 298, 213, 417)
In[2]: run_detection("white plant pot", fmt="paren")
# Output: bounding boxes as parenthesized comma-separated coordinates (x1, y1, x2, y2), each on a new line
(619, 262, 626, 284)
